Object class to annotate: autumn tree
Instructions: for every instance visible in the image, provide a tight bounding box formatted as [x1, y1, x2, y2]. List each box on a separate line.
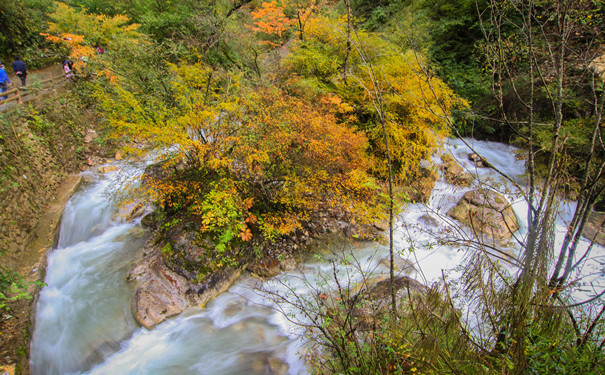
[255, 2, 605, 373]
[249, 0, 318, 47]
[282, 15, 462, 183]
[42, 2, 143, 69]
[279, 15, 463, 316]
[92, 57, 384, 270]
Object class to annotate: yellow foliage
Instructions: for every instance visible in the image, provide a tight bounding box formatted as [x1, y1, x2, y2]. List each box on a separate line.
[42, 2, 143, 69]
[284, 15, 468, 181]
[98, 57, 384, 240]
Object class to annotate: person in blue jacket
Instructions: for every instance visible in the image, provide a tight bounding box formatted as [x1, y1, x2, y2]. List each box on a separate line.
[0, 64, 12, 100]
[12, 56, 27, 86]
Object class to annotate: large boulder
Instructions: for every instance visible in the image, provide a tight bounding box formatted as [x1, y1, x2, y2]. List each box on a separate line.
[447, 189, 519, 240]
[365, 276, 426, 301]
[97, 165, 118, 174]
[114, 201, 146, 222]
[378, 255, 415, 275]
[440, 154, 474, 187]
[418, 213, 439, 227]
[350, 276, 427, 330]
[128, 238, 243, 329]
[84, 129, 98, 143]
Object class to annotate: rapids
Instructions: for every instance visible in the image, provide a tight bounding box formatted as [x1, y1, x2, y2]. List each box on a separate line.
[29, 139, 604, 374]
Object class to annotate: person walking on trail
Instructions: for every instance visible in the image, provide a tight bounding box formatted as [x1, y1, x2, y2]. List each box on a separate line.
[0, 64, 11, 100]
[63, 58, 74, 80]
[62, 58, 74, 71]
[12, 56, 27, 86]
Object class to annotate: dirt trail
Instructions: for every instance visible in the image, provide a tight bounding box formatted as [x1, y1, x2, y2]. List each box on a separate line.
[5, 64, 65, 89]
[1, 63, 69, 112]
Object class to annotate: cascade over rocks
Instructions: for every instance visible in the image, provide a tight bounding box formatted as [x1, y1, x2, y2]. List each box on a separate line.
[467, 153, 491, 168]
[448, 189, 519, 240]
[440, 154, 474, 187]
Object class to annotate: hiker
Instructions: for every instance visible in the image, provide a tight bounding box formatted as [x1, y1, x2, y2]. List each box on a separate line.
[0, 64, 11, 100]
[12, 56, 27, 86]
[62, 58, 74, 71]
[63, 58, 74, 79]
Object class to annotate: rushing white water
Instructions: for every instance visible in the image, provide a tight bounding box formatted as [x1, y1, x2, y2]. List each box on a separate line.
[30, 139, 604, 374]
[29, 166, 149, 375]
[398, 138, 604, 296]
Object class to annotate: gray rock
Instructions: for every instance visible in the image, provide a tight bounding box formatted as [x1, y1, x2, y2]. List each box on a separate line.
[418, 213, 439, 227]
[247, 254, 297, 278]
[447, 189, 519, 240]
[84, 129, 97, 143]
[378, 255, 415, 274]
[97, 165, 118, 174]
[350, 276, 427, 330]
[584, 211, 605, 246]
[114, 201, 146, 222]
[128, 239, 242, 329]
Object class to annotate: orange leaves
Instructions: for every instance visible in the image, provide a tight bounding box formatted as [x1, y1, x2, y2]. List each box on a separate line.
[223, 87, 382, 234]
[242, 198, 254, 211]
[250, 1, 293, 41]
[239, 228, 253, 242]
[100, 52, 383, 251]
[283, 15, 467, 183]
[41, 32, 95, 66]
[162, 77, 381, 239]
[201, 211, 217, 232]
[42, 2, 143, 70]
[249, 0, 317, 47]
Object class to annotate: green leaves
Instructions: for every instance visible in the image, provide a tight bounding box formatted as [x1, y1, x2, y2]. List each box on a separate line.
[0, 263, 31, 313]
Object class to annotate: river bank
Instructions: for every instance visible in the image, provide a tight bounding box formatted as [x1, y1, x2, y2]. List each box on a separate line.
[0, 174, 82, 375]
[11, 137, 605, 375]
[0, 92, 113, 374]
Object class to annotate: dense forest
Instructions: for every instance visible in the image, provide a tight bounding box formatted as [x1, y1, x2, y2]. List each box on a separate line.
[1, 0, 605, 374]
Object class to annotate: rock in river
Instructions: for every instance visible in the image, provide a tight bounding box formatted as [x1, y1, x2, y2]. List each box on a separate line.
[440, 154, 474, 187]
[127, 238, 243, 329]
[448, 188, 519, 240]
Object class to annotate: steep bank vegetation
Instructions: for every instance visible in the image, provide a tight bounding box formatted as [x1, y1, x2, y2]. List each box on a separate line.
[0, 89, 107, 370]
[0, 1, 58, 68]
[0, 91, 103, 267]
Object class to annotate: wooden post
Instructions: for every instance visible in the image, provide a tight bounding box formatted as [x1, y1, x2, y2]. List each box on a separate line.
[17, 87, 22, 104]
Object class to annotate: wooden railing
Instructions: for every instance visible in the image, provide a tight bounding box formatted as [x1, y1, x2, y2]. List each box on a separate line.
[1, 73, 68, 111]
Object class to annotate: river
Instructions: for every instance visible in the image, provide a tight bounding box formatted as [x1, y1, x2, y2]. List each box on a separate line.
[29, 139, 604, 374]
